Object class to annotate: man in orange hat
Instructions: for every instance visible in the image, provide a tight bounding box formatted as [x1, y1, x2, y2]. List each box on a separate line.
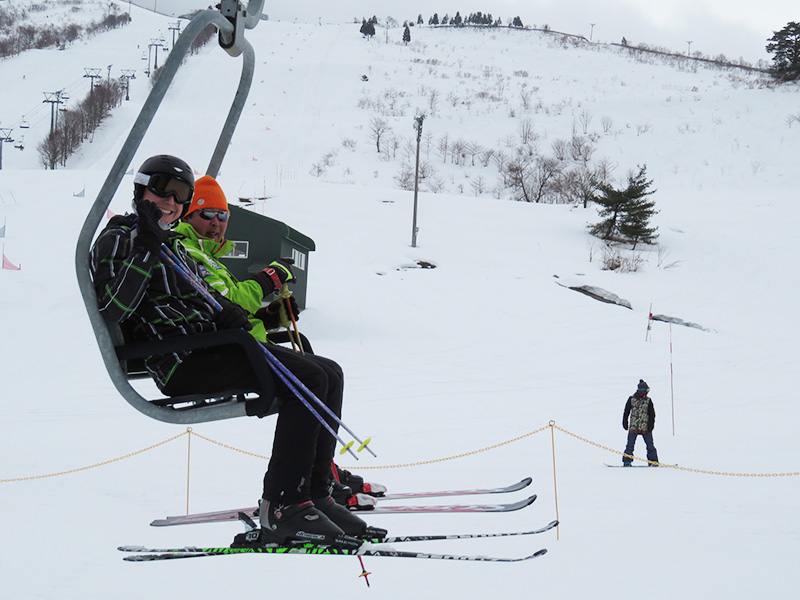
[174, 175, 301, 346]
[174, 174, 387, 520]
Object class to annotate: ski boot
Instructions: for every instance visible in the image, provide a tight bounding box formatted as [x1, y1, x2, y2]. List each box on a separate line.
[314, 496, 388, 541]
[232, 499, 362, 550]
[335, 465, 388, 497]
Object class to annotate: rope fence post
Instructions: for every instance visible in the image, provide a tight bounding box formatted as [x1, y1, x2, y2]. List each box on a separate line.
[186, 427, 193, 515]
[670, 324, 676, 436]
[549, 420, 560, 540]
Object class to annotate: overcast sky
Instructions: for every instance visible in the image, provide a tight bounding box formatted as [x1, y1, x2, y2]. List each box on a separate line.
[137, 1, 796, 63]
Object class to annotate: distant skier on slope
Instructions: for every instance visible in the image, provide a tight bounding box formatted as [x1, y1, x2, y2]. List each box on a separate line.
[621, 379, 660, 466]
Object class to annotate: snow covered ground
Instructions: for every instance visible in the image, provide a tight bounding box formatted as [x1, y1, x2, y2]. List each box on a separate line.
[1, 2, 799, 598]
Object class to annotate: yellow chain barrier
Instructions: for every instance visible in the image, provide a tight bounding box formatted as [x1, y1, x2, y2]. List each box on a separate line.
[340, 424, 553, 470]
[188, 429, 270, 460]
[3, 423, 799, 482]
[0, 430, 188, 483]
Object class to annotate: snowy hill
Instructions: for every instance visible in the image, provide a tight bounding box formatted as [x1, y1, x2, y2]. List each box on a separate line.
[1, 2, 799, 598]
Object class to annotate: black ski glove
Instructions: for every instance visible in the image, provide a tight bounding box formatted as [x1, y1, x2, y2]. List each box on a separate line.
[213, 297, 253, 330]
[134, 198, 168, 253]
[249, 258, 297, 296]
[254, 296, 300, 329]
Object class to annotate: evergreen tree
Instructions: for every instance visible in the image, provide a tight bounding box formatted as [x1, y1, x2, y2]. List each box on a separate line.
[589, 165, 658, 247]
[452, 12, 463, 27]
[767, 22, 800, 82]
[429, 13, 439, 26]
[417, 14, 423, 25]
[360, 18, 376, 38]
[512, 16, 524, 28]
[403, 24, 411, 44]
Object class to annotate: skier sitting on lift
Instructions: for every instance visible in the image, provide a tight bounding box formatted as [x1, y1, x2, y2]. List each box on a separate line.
[174, 174, 387, 508]
[89, 154, 386, 548]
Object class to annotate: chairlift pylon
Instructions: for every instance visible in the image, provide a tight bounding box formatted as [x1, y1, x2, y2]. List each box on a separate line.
[74, 1, 268, 425]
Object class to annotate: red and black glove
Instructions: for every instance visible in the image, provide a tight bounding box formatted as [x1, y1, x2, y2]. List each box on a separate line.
[249, 258, 296, 296]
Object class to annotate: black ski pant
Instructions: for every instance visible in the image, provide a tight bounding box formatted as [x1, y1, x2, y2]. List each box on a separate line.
[163, 343, 344, 504]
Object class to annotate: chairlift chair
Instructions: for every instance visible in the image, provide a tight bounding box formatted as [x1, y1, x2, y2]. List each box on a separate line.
[20, 117, 30, 129]
[75, 1, 271, 425]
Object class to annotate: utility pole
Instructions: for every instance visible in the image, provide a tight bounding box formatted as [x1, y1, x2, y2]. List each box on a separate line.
[83, 68, 102, 92]
[411, 115, 424, 248]
[120, 69, 136, 101]
[687, 41, 693, 56]
[42, 91, 66, 134]
[107, 64, 113, 83]
[590, 23, 596, 41]
[168, 21, 182, 49]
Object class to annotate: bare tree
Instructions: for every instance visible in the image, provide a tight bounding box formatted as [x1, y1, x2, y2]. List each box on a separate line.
[530, 157, 562, 203]
[428, 88, 440, 115]
[450, 139, 467, 165]
[470, 175, 487, 196]
[465, 141, 483, 166]
[492, 149, 508, 173]
[551, 138, 570, 162]
[368, 116, 391, 153]
[518, 118, 536, 145]
[37, 131, 62, 169]
[577, 110, 593, 134]
[570, 134, 594, 164]
[502, 158, 533, 202]
[437, 132, 450, 162]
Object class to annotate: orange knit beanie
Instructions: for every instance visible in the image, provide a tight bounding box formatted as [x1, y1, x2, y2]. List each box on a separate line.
[186, 175, 228, 215]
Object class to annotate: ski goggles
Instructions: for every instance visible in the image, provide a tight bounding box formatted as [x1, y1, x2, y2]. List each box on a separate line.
[196, 208, 230, 222]
[134, 172, 193, 205]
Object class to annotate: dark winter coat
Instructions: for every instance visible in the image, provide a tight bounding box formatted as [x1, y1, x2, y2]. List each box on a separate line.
[622, 391, 656, 433]
[90, 214, 222, 389]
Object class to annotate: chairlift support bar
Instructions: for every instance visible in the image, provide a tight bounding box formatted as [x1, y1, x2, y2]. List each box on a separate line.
[74, 1, 265, 424]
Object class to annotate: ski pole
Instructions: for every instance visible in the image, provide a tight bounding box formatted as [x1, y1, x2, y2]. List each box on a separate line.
[160, 247, 357, 459]
[159, 246, 371, 457]
[281, 289, 305, 354]
[277, 285, 302, 354]
[256, 339, 376, 457]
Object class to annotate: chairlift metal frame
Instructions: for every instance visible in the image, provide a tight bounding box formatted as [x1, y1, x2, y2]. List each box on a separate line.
[74, 1, 269, 425]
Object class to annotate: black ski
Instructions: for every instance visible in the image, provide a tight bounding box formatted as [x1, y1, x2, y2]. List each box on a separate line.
[120, 544, 549, 563]
[121, 519, 558, 553]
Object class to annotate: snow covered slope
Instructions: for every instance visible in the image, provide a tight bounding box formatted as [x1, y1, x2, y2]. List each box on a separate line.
[1, 3, 799, 598]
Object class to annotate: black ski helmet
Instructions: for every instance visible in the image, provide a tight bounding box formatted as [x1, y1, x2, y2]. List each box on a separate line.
[133, 154, 195, 218]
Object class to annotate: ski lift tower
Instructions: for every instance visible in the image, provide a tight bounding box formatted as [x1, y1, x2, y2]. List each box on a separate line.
[0, 128, 14, 170]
